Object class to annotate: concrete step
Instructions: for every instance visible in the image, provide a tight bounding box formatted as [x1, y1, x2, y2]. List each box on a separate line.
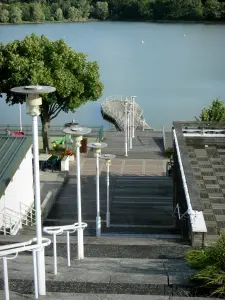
[0, 256, 195, 296]
[44, 238, 190, 259]
[103, 226, 178, 236]
[0, 292, 218, 300]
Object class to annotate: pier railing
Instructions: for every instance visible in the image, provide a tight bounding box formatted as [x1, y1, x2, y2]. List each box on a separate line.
[0, 124, 103, 137]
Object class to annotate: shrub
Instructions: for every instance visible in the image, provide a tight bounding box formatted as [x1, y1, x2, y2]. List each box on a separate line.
[165, 147, 173, 159]
[185, 234, 225, 296]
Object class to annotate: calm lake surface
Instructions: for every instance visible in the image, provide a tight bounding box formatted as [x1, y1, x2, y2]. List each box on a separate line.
[0, 22, 225, 130]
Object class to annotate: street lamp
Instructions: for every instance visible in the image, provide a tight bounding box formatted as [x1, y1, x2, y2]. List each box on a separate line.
[129, 103, 133, 149]
[131, 96, 137, 138]
[63, 126, 91, 259]
[87, 142, 107, 237]
[100, 154, 116, 227]
[10, 85, 56, 296]
[124, 100, 128, 157]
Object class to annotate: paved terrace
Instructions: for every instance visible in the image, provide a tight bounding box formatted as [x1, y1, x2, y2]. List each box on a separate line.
[174, 121, 225, 244]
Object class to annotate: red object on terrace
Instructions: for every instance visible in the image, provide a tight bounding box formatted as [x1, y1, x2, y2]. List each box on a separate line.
[12, 131, 25, 136]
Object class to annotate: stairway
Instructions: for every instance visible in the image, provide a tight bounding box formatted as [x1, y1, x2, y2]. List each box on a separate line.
[105, 175, 177, 236]
[0, 236, 197, 299]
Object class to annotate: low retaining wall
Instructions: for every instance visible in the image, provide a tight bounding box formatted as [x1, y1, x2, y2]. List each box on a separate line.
[41, 171, 69, 224]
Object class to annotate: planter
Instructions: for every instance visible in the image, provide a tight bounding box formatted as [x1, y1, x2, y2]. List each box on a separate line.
[69, 155, 75, 162]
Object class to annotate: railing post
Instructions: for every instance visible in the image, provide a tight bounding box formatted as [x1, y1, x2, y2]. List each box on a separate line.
[3, 257, 9, 300]
[33, 250, 39, 299]
[66, 231, 71, 267]
[53, 233, 57, 275]
[106, 161, 110, 227]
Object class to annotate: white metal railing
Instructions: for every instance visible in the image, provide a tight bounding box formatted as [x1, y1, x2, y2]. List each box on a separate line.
[43, 222, 87, 275]
[102, 97, 151, 131]
[183, 128, 225, 137]
[162, 126, 167, 151]
[0, 212, 21, 235]
[0, 203, 36, 235]
[0, 237, 51, 300]
[20, 202, 36, 226]
[173, 129, 207, 233]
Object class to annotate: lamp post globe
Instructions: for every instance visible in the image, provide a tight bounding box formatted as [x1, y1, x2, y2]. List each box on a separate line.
[87, 142, 107, 237]
[10, 85, 56, 296]
[63, 126, 91, 259]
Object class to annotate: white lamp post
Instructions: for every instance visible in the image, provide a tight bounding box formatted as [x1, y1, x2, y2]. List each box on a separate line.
[131, 96, 136, 138]
[10, 85, 56, 296]
[124, 100, 128, 157]
[100, 154, 116, 227]
[87, 142, 107, 237]
[129, 103, 133, 149]
[63, 127, 91, 259]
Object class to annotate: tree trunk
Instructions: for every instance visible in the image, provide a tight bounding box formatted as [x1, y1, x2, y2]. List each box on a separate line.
[41, 117, 50, 153]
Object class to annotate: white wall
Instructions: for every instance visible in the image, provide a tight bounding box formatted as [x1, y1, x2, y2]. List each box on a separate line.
[0, 147, 34, 216]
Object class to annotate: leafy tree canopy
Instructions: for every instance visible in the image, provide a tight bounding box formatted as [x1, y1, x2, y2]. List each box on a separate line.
[0, 34, 104, 150]
[198, 98, 225, 122]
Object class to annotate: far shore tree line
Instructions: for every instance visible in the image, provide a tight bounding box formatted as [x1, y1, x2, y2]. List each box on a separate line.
[0, 0, 225, 24]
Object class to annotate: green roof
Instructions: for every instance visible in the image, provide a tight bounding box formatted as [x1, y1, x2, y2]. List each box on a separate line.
[0, 136, 32, 199]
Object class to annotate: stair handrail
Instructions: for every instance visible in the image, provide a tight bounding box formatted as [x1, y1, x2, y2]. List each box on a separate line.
[173, 129, 207, 234]
[0, 237, 51, 300]
[43, 222, 87, 275]
[162, 126, 167, 151]
[20, 202, 36, 226]
[0, 212, 22, 235]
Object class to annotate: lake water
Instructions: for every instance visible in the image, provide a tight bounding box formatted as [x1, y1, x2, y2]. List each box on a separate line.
[0, 22, 225, 130]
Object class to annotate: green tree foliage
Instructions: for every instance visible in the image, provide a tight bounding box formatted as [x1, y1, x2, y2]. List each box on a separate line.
[0, 0, 224, 23]
[55, 7, 63, 20]
[0, 34, 104, 150]
[0, 8, 9, 22]
[31, 3, 45, 22]
[95, 2, 108, 20]
[185, 234, 225, 296]
[198, 98, 225, 121]
[204, 0, 221, 20]
[9, 5, 22, 23]
[68, 6, 81, 20]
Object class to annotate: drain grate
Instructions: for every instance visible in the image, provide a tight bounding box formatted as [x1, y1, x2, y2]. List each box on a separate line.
[204, 180, 217, 185]
[204, 214, 216, 221]
[197, 157, 209, 162]
[214, 168, 225, 172]
[200, 192, 208, 198]
[201, 172, 214, 176]
[206, 187, 221, 194]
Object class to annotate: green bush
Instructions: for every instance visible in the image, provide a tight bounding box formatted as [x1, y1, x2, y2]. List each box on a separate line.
[165, 147, 173, 159]
[185, 234, 225, 296]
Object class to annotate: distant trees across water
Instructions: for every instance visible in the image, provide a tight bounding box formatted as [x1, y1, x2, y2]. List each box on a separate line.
[0, 0, 225, 24]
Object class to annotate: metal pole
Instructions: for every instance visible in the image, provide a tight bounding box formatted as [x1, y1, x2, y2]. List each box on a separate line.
[19, 103, 22, 131]
[124, 102, 128, 156]
[132, 97, 135, 138]
[53, 234, 57, 275]
[127, 111, 130, 149]
[75, 136, 84, 259]
[3, 258, 9, 300]
[96, 150, 101, 236]
[129, 108, 132, 149]
[32, 115, 46, 295]
[106, 160, 110, 227]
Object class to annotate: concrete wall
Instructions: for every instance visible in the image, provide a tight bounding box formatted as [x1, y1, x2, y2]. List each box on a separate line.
[0, 147, 34, 217]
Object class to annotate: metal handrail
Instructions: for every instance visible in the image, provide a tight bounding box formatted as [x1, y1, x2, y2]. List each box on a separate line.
[173, 129, 207, 234]
[162, 126, 167, 151]
[0, 237, 51, 300]
[0, 212, 21, 235]
[43, 222, 87, 275]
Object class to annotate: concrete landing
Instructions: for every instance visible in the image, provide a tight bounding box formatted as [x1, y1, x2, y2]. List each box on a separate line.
[0, 291, 220, 300]
[0, 256, 195, 287]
